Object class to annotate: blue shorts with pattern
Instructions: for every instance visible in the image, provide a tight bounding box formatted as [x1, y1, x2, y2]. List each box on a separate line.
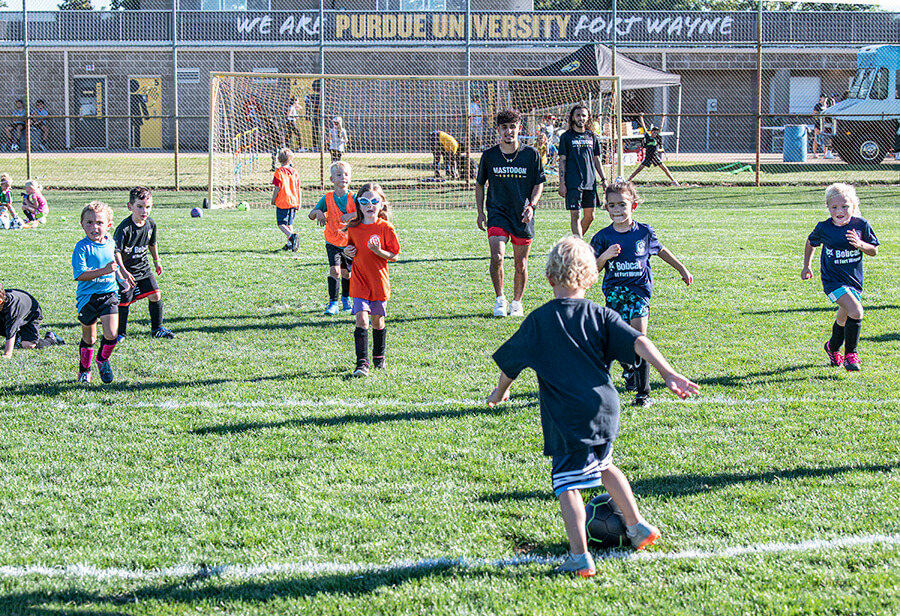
[605, 286, 650, 322]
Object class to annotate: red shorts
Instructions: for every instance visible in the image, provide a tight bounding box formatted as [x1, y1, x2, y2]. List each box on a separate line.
[488, 226, 532, 246]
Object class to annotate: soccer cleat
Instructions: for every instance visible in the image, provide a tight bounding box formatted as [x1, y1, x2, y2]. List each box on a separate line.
[633, 394, 652, 408]
[324, 301, 340, 316]
[116, 334, 127, 343]
[824, 341, 843, 367]
[282, 243, 291, 251]
[843, 352, 860, 371]
[509, 300, 524, 317]
[152, 327, 176, 339]
[77, 371, 91, 384]
[554, 552, 596, 578]
[352, 361, 369, 377]
[627, 521, 661, 550]
[492, 296, 507, 317]
[373, 357, 385, 369]
[341, 296, 353, 312]
[290, 233, 300, 252]
[97, 360, 114, 384]
[44, 331, 65, 345]
[623, 369, 636, 391]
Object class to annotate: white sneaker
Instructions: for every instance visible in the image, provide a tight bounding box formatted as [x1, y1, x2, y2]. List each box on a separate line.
[492, 296, 507, 317]
[509, 300, 524, 317]
[824, 151, 835, 159]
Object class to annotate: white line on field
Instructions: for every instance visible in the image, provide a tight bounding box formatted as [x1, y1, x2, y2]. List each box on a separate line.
[0, 396, 897, 412]
[1, 534, 898, 581]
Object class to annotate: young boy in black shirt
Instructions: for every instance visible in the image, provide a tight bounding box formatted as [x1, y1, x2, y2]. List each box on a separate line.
[113, 186, 175, 341]
[488, 236, 698, 577]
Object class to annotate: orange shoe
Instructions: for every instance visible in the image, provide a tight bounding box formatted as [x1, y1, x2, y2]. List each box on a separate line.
[628, 522, 661, 550]
[554, 552, 596, 577]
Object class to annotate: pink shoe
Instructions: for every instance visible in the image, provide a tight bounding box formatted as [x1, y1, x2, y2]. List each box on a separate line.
[824, 341, 843, 367]
[843, 352, 860, 371]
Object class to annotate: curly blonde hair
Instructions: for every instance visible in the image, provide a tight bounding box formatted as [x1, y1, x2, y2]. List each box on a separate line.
[545, 236, 599, 290]
[80, 201, 113, 224]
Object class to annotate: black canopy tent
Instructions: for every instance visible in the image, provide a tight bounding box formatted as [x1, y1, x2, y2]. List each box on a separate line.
[512, 44, 683, 155]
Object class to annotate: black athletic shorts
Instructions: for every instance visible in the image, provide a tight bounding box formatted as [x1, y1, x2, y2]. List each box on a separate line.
[119, 273, 160, 306]
[565, 188, 600, 211]
[78, 291, 119, 325]
[326, 242, 353, 271]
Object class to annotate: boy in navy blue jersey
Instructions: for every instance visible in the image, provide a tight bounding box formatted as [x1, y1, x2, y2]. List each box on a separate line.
[802, 183, 879, 371]
[488, 236, 699, 577]
[590, 180, 692, 407]
[114, 186, 175, 341]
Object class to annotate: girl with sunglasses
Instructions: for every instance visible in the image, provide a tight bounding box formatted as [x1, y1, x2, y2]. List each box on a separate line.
[342, 183, 401, 377]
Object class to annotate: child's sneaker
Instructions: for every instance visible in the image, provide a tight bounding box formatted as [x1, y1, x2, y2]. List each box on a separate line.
[77, 371, 91, 384]
[633, 393, 652, 408]
[116, 333, 127, 343]
[282, 243, 292, 251]
[97, 360, 114, 384]
[152, 327, 176, 339]
[553, 552, 596, 578]
[44, 331, 65, 345]
[492, 296, 507, 317]
[373, 357, 385, 369]
[341, 296, 353, 312]
[626, 521, 661, 550]
[824, 341, 843, 367]
[843, 352, 860, 371]
[324, 301, 340, 316]
[352, 361, 369, 377]
[290, 233, 299, 252]
[509, 300, 524, 317]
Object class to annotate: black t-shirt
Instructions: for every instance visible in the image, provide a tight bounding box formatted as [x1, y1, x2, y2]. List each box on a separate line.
[114, 216, 157, 280]
[476, 144, 545, 239]
[643, 133, 661, 158]
[558, 129, 603, 191]
[492, 298, 641, 456]
[0, 289, 41, 340]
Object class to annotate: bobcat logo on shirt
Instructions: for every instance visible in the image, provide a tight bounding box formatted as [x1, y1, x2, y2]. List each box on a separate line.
[825, 247, 834, 259]
[635, 239, 646, 256]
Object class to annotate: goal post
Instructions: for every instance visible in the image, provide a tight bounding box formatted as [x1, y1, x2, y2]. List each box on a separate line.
[208, 72, 623, 209]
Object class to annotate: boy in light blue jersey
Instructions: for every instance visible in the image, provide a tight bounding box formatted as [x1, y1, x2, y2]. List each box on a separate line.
[73, 201, 128, 384]
[590, 180, 692, 407]
[802, 183, 879, 371]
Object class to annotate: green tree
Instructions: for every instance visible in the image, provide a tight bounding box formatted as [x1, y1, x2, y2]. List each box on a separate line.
[57, 0, 94, 8]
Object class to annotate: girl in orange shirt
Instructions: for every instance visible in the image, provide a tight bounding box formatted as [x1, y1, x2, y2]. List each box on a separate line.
[343, 182, 400, 377]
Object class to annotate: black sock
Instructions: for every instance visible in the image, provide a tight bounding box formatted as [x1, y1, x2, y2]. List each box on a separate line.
[118, 304, 130, 336]
[844, 318, 862, 354]
[828, 321, 845, 353]
[328, 276, 339, 302]
[341, 277, 351, 299]
[634, 357, 651, 396]
[373, 327, 386, 362]
[149, 299, 163, 331]
[354, 327, 368, 365]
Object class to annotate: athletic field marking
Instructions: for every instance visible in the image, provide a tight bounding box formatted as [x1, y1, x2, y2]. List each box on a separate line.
[1, 534, 897, 581]
[1, 396, 898, 412]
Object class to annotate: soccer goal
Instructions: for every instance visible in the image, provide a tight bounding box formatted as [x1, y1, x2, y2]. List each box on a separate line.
[208, 73, 623, 209]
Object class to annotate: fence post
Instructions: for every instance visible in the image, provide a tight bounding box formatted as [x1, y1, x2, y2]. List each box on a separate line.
[173, 0, 180, 190]
[755, 0, 763, 187]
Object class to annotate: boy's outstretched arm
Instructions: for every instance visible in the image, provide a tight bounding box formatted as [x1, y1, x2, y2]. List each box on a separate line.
[658, 247, 692, 285]
[487, 371, 516, 407]
[634, 336, 699, 400]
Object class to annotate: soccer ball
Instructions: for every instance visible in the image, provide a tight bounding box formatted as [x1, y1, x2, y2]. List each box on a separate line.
[585, 493, 628, 549]
[237, 202, 249, 211]
[190, 207, 203, 218]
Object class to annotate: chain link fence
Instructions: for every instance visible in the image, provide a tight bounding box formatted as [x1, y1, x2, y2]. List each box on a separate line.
[1, 5, 899, 195]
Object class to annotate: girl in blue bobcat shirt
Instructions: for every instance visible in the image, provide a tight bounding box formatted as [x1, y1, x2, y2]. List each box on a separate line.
[802, 183, 879, 371]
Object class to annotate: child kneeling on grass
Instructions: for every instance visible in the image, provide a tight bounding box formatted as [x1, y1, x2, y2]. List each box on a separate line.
[487, 235, 699, 578]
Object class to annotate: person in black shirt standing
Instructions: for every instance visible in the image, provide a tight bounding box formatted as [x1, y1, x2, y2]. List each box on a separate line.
[558, 104, 607, 239]
[475, 108, 546, 318]
[114, 186, 176, 341]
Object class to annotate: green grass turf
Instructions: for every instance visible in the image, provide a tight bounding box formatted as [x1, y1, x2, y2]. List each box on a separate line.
[0, 186, 898, 615]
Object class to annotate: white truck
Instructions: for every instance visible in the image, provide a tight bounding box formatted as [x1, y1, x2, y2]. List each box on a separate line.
[823, 44, 900, 165]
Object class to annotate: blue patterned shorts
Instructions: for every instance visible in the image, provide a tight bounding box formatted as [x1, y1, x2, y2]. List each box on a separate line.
[605, 286, 650, 322]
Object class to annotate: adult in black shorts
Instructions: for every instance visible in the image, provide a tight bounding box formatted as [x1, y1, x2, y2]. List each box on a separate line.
[558, 103, 607, 238]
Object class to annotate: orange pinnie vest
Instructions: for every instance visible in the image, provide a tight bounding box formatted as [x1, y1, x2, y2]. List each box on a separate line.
[324, 191, 356, 247]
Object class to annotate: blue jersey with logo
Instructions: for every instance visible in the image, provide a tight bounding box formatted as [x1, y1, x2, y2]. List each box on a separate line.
[72, 235, 118, 311]
[808, 216, 879, 295]
[590, 222, 662, 300]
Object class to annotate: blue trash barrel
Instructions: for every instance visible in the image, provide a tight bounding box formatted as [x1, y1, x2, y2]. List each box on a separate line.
[783, 125, 808, 163]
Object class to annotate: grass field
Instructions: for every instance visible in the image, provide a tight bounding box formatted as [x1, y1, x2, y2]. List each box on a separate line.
[0, 186, 898, 615]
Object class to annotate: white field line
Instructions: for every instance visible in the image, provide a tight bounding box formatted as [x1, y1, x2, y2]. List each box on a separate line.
[0, 396, 898, 412]
[1, 534, 898, 581]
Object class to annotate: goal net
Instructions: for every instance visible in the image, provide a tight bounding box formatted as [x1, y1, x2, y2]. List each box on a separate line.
[208, 73, 623, 209]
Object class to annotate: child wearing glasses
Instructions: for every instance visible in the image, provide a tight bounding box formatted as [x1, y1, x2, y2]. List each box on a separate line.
[342, 182, 400, 377]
